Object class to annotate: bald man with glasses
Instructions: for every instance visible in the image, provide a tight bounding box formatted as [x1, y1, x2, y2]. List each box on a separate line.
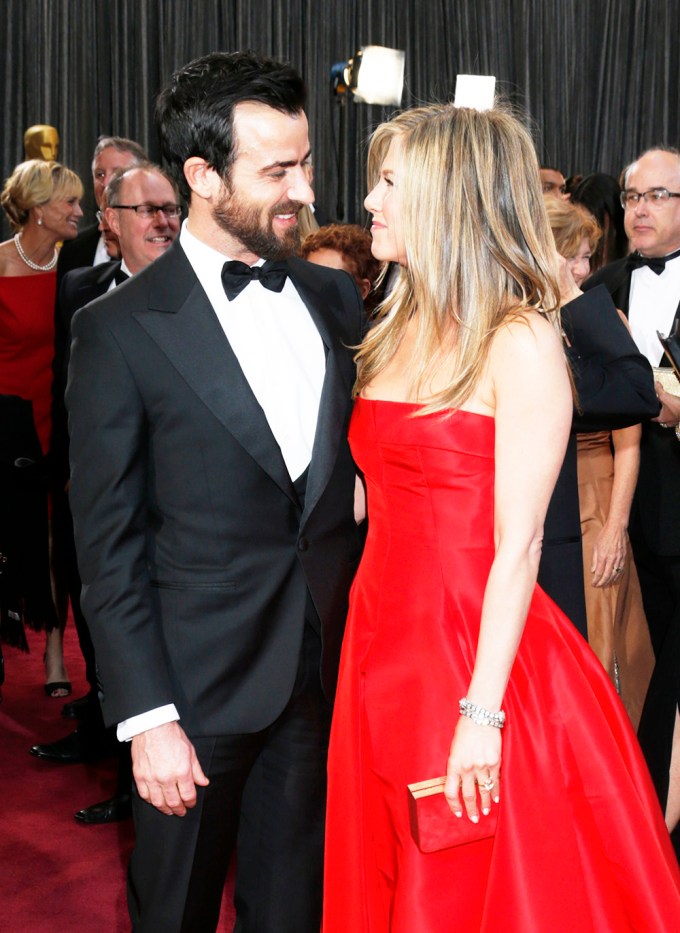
[585, 146, 680, 824]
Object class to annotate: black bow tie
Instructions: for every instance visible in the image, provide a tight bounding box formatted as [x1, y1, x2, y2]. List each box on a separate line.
[114, 267, 129, 286]
[626, 247, 680, 276]
[221, 260, 288, 301]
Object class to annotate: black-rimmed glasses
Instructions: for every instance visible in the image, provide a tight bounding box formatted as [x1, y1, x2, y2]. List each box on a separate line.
[109, 203, 183, 219]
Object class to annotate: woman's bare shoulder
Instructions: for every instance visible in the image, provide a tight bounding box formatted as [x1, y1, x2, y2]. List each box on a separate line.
[0, 239, 24, 276]
[491, 309, 563, 366]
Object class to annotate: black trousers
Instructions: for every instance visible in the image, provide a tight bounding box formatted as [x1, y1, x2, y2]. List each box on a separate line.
[632, 523, 680, 809]
[127, 624, 332, 933]
[50, 485, 98, 695]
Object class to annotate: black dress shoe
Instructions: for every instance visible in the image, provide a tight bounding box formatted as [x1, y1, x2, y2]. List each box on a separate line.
[29, 728, 115, 763]
[74, 793, 132, 824]
[61, 691, 97, 720]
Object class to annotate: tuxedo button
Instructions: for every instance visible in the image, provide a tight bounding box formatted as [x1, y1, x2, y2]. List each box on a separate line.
[298, 536, 309, 551]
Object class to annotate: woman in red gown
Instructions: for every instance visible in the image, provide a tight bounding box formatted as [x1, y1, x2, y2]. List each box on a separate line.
[0, 159, 83, 693]
[323, 103, 680, 931]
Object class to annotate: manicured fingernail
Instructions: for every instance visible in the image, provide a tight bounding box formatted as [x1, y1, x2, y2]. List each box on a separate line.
[470, 814, 479, 823]
[482, 807, 490, 816]
[454, 810, 463, 818]
[493, 795, 500, 803]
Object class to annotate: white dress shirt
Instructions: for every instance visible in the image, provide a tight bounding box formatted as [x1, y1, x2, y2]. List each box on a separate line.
[118, 222, 326, 741]
[93, 234, 111, 267]
[629, 253, 680, 365]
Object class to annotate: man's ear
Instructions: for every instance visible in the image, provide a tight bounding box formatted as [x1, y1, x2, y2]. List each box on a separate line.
[105, 207, 121, 237]
[183, 157, 221, 201]
[358, 277, 371, 300]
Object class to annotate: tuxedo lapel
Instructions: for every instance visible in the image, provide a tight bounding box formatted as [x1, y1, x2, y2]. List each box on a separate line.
[133, 246, 297, 503]
[612, 267, 632, 316]
[73, 261, 120, 305]
[288, 260, 355, 524]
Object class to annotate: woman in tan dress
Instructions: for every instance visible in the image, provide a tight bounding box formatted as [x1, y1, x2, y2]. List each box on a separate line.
[547, 198, 654, 729]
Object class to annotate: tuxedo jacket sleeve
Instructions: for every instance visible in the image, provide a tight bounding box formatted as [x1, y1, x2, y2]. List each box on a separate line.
[562, 285, 660, 431]
[66, 243, 364, 734]
[582, 259, 632, 313]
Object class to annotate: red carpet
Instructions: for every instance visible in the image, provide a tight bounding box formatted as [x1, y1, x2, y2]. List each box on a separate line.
[0, 624, 235, 931]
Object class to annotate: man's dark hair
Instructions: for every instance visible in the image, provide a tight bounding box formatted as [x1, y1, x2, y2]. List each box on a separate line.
[155, 51, 306, 202]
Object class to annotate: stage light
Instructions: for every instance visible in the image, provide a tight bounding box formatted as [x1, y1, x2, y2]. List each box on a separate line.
[453, 74, 496, 111]
[331, 46, 405, 107]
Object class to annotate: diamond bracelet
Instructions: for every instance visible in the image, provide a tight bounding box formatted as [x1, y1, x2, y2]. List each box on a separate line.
[459, 697, 506, 729]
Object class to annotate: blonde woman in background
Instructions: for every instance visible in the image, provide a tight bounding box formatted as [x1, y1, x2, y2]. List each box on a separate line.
[0, 160, 83, 696]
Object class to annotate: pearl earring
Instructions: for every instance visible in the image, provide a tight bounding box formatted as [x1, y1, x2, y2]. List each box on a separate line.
[37, 217, 43, 226]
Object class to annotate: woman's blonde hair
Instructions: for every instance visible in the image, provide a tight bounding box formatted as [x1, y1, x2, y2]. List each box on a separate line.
[545, 198, 602, 260]
[1, 159, 83, 232]
[355, 102, 561, 413]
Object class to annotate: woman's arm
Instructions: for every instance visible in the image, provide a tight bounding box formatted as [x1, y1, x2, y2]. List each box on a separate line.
[444, 313, 572, 821]
[354, 473, 366, 524]
[590, 425, 640, 587]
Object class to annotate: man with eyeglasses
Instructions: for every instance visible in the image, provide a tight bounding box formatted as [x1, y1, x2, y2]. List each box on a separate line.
[32, 164, 181, 824]
[57, 135, 147, 285]
[586, 146, 680, 820]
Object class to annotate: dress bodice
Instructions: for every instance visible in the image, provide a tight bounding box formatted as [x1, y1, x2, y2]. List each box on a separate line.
[350, 398, 496, 553]
[0, 271, 57, 453]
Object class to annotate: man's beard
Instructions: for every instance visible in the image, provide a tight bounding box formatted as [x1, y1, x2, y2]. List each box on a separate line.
[213, 188, 302, 260]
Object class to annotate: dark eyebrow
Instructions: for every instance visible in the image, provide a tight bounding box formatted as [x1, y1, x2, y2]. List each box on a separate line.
[259, 149, 312, 174]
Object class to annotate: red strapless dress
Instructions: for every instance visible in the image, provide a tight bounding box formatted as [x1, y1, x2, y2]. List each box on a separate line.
[324, 398, 680, 933]
[0, 272, 56, 454]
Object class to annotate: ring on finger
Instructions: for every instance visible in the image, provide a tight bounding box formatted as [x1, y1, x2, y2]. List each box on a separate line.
[477, 778, 495, 792]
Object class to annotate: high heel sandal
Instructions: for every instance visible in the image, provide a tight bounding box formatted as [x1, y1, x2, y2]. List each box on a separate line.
[43, 651, 72, 698]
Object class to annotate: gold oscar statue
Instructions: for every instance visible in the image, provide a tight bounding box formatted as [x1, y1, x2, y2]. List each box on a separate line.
[23, 124, 60, 161]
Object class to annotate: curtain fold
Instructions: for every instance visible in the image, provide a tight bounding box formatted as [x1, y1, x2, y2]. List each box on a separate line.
[3, 0, 679, 232]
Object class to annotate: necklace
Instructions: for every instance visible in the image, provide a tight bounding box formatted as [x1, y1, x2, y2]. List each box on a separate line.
[14, 232, 58, 272]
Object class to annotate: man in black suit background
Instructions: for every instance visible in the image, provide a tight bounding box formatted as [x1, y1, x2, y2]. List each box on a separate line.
[585, 146, 680, 816]
[66, 52, 364, 932]
[32, 165, 181, 824]
[56, 135, 147, 285]
[585, 147, 680, 654]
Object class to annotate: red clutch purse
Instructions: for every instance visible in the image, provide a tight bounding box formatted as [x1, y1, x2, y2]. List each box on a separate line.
[407, 776, 498, 852]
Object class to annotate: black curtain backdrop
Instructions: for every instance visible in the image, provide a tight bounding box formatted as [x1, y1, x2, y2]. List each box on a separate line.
[2, 0, 679, 236]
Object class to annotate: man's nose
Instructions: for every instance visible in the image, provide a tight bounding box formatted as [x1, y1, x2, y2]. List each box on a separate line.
[287, 167, 314, 205]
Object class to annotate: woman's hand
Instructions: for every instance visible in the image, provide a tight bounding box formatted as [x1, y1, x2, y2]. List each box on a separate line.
[591, 520, 628, 587]
[444, 716, 501, 823]
[555, 252, 583, 306]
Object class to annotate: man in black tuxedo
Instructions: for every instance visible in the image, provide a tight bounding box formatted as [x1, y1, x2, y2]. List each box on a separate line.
[34, 165, 181, 824]
[56, 135, 147, 285]
[585, 147, 680, 654]
[66, 52, 364, 932]
[585, 146, 680, 812]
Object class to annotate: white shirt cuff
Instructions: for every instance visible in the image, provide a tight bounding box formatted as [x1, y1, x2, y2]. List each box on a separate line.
[117, 704, 180, 742]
